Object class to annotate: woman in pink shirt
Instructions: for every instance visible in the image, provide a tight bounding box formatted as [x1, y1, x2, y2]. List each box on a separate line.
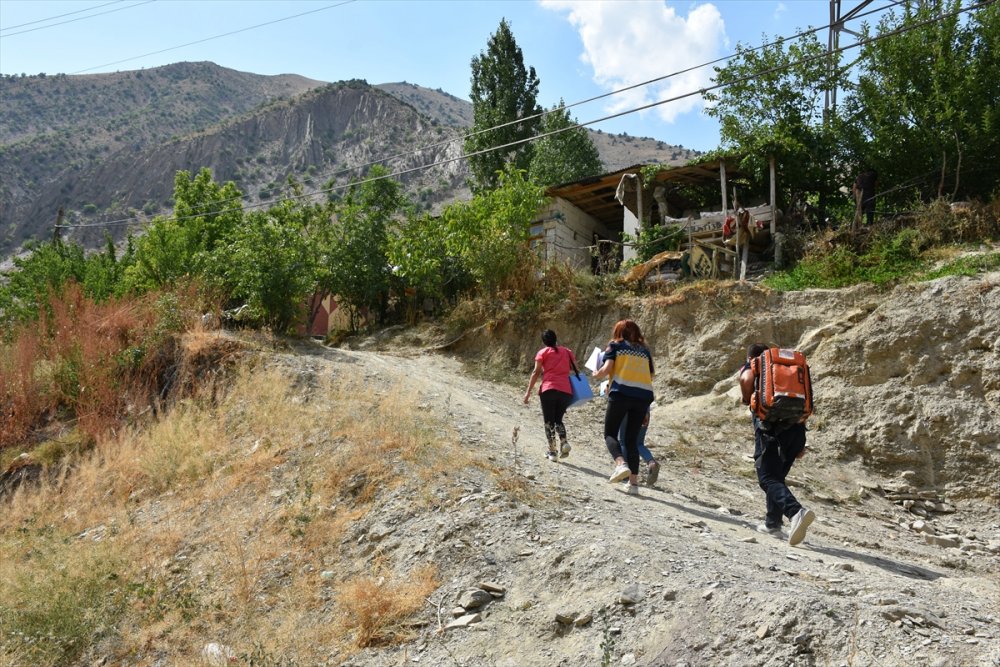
[523, 329, 578, 462]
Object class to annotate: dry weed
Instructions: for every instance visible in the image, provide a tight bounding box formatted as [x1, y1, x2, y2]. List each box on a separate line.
[336, 564, 439, 650]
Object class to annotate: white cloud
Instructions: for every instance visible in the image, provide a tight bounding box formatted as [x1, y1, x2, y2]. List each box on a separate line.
[541, 0, 727, 124]
[774, 2, 788, 21]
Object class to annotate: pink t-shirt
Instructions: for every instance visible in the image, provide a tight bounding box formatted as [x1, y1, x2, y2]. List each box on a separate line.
[535, 345, 577, 395]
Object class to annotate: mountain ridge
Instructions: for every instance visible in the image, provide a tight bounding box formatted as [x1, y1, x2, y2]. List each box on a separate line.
[1, 62, 699, 257]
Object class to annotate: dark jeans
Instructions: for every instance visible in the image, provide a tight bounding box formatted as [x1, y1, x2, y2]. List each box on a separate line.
[753, 417, 806, 527]
[605, 395, 653, 475]
[540, 389, 572, 448]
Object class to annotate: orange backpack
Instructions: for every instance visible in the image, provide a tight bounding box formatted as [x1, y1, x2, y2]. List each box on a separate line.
[750, 347, 813, 426]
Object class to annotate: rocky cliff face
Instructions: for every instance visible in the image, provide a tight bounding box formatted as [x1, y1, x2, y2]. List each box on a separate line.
[1, 65, 702, 256]
[10, 81, 470, 251]
[52, 84, 464, 250]
[0, 62, 327, 253]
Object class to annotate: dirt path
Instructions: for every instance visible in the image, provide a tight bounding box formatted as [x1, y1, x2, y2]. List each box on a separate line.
[286, 339, 1000, 667]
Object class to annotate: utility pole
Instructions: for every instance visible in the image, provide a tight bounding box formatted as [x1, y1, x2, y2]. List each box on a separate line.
[53, 206, 64, 244]
[825, 0, 875, 122]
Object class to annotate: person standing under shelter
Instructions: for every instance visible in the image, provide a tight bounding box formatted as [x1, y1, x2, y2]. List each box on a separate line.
[739, 343, 815, 545]
[523, 329, 577, 462]
[852, 167, 878, 226]
[593, 319, 655, 495]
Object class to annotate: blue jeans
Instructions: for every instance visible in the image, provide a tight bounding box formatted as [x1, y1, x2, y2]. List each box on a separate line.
[618, 412, 653, 462]
[753, 417, 806, 527]
[604, 395, 653, 475]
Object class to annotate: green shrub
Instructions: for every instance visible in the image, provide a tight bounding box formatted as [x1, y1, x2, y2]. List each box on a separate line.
[918, 251, 1000, 280]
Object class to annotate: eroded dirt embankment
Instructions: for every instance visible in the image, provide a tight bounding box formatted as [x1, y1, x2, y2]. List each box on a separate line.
[445, 273, 1000, 500]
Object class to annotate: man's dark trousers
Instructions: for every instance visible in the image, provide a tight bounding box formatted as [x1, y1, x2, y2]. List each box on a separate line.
[753, 417, 807, 529]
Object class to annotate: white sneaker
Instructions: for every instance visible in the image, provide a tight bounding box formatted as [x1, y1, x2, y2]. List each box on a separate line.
[788, 508, 815, 546]
[560, 442, 571, 458]
[609, 464, 630, 483]
[546, 450, 558, 462]
[756, 524, 783, 536]
[620, 482, 640, 496]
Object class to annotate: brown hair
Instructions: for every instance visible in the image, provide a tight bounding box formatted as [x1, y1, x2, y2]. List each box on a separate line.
[611, 319, 646, 347]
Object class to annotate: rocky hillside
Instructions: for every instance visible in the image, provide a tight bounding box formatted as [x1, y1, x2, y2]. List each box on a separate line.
[0, 65, 701, 256]
[376, 81, 703, 170]
[0, 62, 327, 252]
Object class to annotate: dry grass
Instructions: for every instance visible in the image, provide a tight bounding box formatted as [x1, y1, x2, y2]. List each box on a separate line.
[0, 337, 477, 665]
[0, 284, 197, 452]
[337, 564, 439, 649]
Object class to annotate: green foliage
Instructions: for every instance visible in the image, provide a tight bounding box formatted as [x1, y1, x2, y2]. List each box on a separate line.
[528, 100, 603, 187]
[388, 213, 470, 304]
[213, 199, 321, 332]
[321, 166, 406, 331]
[842, 1, 1000, 205]
[465, 19, 541, 192]
[0, 241, 86, 329]
[442, 166, 546, 293]
[764, 229, 925, 290]
[705, 31, 838, 212]
[122, 168, 243, 292]
[623, 224, 685, 263]
[918, 251, 1000, 281]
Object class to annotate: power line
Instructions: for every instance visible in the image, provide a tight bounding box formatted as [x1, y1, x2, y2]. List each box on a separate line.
[0, 1, 154, 38]
[127, 0, 908, 221]
[244, 0, 907, 201]
[55, 0, 985, 231]
[0, 0, 123, 32]
[70, 1, 357, 74]
[21, 0, 900, 219]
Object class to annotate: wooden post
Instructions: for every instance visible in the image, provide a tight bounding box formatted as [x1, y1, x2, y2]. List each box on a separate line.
[770, 155, 782, 268]
[719, 160, 728, 218]
[769, 156, 777, 236]
[53, 206, 64, 244]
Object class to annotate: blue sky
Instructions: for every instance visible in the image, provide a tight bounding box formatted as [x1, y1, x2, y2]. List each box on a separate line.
[0, 1, 878, 152]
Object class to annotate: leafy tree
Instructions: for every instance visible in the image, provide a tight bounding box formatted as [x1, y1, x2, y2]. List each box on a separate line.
[213, 198, 320, 332]
[81, 233, 131, 301]
[321, 166, 406, 331]
[704, 32, 840, 212]
[465, 19, 541, 192]
[443, 166, 546, 293]
[0, 233, 129, 331]
[388, 212, 468, 305]
[841, 0, 1000, 203]
[529, 100, 603, 187]
[122, 168, 243, 292]
[0, 240, 86, 329]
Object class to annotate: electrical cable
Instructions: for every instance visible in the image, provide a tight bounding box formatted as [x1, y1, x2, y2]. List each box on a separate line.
[0, 1, 154, 38]
[55, 0, 987, 231]
[70, 1, 357, 74]
[212, 0, 908, 205]
[45, 0, 904, 222]
[1, 0, 124, 32]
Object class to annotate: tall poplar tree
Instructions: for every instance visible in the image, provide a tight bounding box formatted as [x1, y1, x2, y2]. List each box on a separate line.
[465, 19, 541, 193]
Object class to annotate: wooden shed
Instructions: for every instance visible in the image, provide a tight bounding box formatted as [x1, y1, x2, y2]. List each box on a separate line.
[534, 156, 783, 280]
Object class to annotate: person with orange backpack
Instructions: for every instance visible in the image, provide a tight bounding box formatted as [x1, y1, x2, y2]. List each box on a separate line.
[739, 343, 815, 545]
